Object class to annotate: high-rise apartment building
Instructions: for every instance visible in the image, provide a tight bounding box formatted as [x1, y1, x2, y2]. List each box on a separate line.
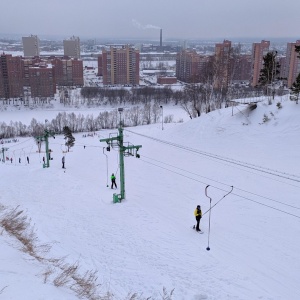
[0, 54, 24, 99]
[231, 54, 252, 82]
[176, 50, 202, 83]
[176, 50, 213, 83]
[22, 35, 40, 57]
[101, 45, 139, 85]
[251, 40, 270, 87]
[285, 40, 300, 87]
[214, 40, 232, 89]
[29, 63, 55, 98]
[97, 54, 103, 76]
[63, 36, 81, 59]
[51, 57, 83, 87]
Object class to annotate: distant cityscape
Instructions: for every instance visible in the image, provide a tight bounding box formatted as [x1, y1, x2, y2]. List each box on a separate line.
[0, 33, 299, 101]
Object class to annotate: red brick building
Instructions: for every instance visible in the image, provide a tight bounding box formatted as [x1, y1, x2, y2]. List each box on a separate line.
[176, 50, 202, 83]
[157, 76, 177, 84]
[51, 57, 83, 87]
[0, 54, 23, 99]
[286, 40, 300, 87]
[231, 54, 252, 82]
[251, 40, 270, 87]
[29, 63, 55, 98]
[97, 54, 103, 76]
[214, 40, 232, 89]
[101, 45, 139, 85]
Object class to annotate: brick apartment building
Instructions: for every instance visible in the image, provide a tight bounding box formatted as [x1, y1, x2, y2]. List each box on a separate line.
[101, 45, 139, 85]
[231, 54, 252, 82]
[0, 54, 24, 99]
[29, 63, 56, 98]
[97, 54, 103, 76]
[0, 53, 84, 99]
[51, 57, 84, 87]
[285, 40, 300, 87]
[176, 50, 203, 83]
[214, 40, 232, 89]
[251, 40, 270, 87]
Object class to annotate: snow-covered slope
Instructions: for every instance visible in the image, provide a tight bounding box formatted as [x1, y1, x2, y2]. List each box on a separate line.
[0, 96, 300, 299]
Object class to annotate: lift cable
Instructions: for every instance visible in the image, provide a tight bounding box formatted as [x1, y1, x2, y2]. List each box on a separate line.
[125, 129, 300, 182]
[138, 158, 300, 220]
[141, 155, 300, 210]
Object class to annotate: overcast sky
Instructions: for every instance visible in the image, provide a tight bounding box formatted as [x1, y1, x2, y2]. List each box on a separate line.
[1, 0, 300, 41]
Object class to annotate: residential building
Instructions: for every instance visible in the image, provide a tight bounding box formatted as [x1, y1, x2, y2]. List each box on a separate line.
[63, 36, 81, 59]
[285, 40, 300, 87]
[23, 57, 43, 86]
[231, 54, 252, 82]
[22, 35, 40, 57]
[0, 54, 23, 99]
[251, 40, 270, 86]
[29, 63, 55, 98]
[214, 40, 232, 89]
[101, 45, 139, 85]
[97, 54, 103, 76]
[51, 57, 83, 87]
[176, 50, 202, 83]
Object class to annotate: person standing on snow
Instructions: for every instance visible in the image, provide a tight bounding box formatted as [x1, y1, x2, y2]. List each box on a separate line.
[194, 205, 202, 231]
[111, 173, 117, 189]
[62, 156, 65, 169]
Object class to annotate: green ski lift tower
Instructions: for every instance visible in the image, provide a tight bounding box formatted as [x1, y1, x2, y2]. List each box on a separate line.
[100, 108, 142, 203]
[1, 147, 9, 162]
[35, 130, 55, 168]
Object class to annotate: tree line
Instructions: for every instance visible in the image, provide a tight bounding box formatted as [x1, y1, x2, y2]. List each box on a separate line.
[0, 103, 176, 139]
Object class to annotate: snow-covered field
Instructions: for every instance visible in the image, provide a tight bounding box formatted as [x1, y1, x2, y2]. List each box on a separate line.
[1, 96, 300, 299]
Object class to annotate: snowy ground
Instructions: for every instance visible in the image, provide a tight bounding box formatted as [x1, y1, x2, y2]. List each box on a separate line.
[0, 95, 300, 299]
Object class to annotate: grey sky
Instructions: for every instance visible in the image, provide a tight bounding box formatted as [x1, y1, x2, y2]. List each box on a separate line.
[1, 0, 300, 41]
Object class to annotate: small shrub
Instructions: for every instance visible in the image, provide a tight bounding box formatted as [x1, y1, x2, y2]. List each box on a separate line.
[276, 102, 282, 109]
[262, 114, 270, 123]
[53, 262, 78, 287]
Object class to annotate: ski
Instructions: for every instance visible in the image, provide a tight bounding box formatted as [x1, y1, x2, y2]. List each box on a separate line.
[192, 225, 204, 234]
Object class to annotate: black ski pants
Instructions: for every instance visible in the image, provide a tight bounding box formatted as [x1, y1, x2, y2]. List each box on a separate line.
[195, 216, 201, 231]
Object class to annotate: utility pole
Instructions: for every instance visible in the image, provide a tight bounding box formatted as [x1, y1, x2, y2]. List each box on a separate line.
[35, 130, 55, 168]
[100, 108, 142, 203]
[1, 147, 9, 163]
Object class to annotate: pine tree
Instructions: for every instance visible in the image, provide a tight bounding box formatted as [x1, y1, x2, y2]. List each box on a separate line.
[258, 51, 280, 102]
[63, 126, 75, 151]
[290, 73, 300, 104]
[295, 45, 300, 58]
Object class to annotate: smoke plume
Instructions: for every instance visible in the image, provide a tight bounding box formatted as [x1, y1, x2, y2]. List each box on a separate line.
[132, 19, 160, 30]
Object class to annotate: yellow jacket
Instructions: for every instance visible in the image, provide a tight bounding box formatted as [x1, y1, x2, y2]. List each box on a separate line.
[194, 208, 202, 217]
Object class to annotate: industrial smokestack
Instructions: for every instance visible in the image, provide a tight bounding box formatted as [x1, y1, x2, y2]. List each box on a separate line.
[160, 28, 162, 48]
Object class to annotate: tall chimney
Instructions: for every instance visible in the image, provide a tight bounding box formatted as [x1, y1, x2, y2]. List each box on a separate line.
[160, 28, 162, 48]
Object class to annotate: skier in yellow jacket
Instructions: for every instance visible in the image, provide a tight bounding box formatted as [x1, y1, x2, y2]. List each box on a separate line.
[194, 205, 202, 232]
